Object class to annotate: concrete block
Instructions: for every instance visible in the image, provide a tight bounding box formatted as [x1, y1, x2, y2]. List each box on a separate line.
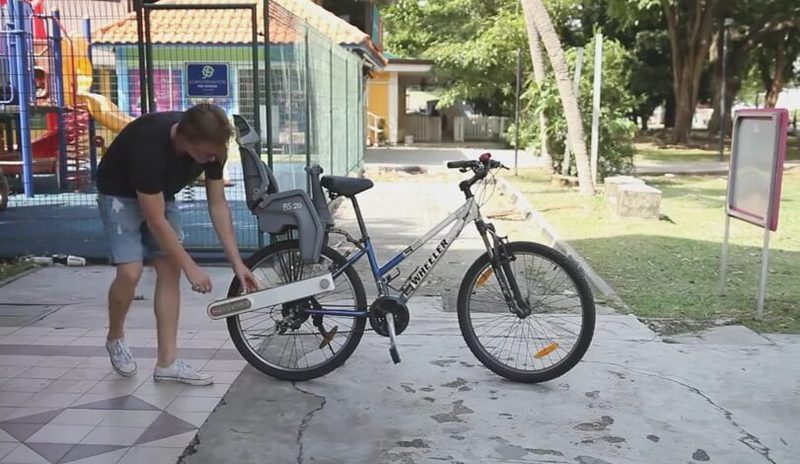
[613, 183, 662, 219]
[604, 175, 645, 201]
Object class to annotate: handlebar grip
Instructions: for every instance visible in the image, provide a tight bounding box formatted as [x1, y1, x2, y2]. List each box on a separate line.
[447, 160, 474, 169]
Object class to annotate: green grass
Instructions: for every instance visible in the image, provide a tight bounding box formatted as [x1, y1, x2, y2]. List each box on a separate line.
[504, 168, 800, 333]
[0, 259, 37, 283]
[634, 133, 800, 163]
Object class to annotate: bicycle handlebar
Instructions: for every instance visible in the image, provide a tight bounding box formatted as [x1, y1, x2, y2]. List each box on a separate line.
[446, 160, 475, 169]
[447, 153, 510, 199]
[446, 153, 509, 172]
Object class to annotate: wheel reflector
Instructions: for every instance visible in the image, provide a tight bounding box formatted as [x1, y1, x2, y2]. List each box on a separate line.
[534, 343, 558, 359]
[476, 268, 493, 287]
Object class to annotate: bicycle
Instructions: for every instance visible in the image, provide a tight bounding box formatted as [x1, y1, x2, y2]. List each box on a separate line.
[207, 115, 595, 383]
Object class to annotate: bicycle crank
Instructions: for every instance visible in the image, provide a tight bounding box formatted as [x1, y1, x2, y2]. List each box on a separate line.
[386, 312, 401, 364]
[207, 273, 335, 320]
[368, 296, 408, 364]
[368, 296, 410, 336]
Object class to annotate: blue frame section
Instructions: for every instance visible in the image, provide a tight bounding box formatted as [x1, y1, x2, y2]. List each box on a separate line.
[304, 309, 369, 317]
[332, 240, 407, 283]
[319, 239, 409, 318]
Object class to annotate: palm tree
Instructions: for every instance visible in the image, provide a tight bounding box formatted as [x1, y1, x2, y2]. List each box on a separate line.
[522, 0, 594, 195]
[520, 1, 551, 167]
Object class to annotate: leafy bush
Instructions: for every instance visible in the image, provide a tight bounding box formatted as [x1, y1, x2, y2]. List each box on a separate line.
[507, 34, 640, 181]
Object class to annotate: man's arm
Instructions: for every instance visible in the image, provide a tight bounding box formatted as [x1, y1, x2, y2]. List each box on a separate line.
[205, 177, 245, 267]
[138, 191, 213, 293]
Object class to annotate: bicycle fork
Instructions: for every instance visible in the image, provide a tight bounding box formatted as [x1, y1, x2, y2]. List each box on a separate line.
[477, 221, 530, 317]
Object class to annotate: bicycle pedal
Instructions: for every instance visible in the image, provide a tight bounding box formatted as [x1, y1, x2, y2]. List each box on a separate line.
[318, 325, 339, 349]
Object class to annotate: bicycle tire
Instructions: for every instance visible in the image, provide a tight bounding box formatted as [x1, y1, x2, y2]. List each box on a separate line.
[226, 239, 368, 381]
[457, 241, 595, 383]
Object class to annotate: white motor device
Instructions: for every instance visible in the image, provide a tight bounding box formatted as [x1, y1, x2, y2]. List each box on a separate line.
[207, 273, 335, 320]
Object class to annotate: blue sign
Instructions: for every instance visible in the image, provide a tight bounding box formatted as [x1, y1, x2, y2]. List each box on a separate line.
[186, 63, 229, 97]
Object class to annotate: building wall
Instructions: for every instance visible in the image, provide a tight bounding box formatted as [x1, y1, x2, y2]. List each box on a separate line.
[366, 70, 390, 143]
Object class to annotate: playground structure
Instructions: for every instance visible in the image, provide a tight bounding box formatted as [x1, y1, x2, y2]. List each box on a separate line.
[0, 0, 132, 208]
[0, 0, 371, 259]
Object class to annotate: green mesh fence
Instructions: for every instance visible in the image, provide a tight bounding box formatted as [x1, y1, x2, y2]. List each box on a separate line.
[0, 0, 366, 260]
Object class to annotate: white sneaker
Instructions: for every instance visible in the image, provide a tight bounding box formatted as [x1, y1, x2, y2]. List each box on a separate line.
[153, 359, 214, 386]
[106, 338, 137, 377]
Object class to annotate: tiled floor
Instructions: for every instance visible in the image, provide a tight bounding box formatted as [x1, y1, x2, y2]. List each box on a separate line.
[0, 327, 246, 464]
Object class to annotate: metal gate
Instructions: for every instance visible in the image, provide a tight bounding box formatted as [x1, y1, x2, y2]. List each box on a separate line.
[139, 1, 263, 254]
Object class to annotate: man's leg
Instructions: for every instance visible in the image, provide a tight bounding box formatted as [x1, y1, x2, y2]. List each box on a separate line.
[152, 256, 180, 368]
[107, 262, 143, 341]
[97, 194, 145, 377]
[147, 200, 213, 386]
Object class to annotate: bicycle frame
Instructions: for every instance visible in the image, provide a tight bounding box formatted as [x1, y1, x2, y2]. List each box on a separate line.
[302, 196, 487, 318]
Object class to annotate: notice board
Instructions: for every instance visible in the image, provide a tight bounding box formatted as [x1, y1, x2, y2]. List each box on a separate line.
[726, 108, 789, 231]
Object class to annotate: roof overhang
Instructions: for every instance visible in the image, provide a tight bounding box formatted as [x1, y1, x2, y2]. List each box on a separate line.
[383, 57, 434, 74]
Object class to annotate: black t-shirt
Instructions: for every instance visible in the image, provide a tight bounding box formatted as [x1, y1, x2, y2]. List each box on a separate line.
[96, 111, 224, 200]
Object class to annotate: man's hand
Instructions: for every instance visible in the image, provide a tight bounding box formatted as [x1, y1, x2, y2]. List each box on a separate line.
[186, 264, 213, 294]
[234, 263, 260, 293]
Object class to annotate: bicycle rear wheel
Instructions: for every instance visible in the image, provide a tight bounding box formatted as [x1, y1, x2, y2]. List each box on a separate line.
[457, 241, 595, 383]
[226, 240, 367, 381]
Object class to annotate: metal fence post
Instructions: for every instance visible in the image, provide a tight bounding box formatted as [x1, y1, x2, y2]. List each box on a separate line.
[262, 0, 273, 168]
[250, 5, 261, 155]
[304, 27, 311, 191]
[143, 6, 155, 113]
[345, 54, 349, 172]
[134, 0, 148, 115]
[83, 17, 98, 180]
[329, 43, 333, 174]
[52, 10, 68, 188]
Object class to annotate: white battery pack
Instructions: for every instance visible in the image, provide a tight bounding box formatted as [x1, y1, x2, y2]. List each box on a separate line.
[207, 273, 335, 320]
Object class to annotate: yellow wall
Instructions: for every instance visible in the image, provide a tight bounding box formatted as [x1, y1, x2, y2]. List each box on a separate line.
[366, 71, 391, 143]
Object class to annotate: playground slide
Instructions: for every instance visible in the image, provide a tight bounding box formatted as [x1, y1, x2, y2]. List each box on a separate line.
[76, 92, 133, 134]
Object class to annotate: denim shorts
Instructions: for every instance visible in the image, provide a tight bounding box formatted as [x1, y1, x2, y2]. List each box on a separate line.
[96, 193, 184, 264]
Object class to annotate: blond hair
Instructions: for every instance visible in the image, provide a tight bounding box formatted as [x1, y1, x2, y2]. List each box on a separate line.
[176, 103, 235, 162]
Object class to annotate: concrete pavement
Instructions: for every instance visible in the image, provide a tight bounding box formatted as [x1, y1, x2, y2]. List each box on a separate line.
[185, 301, 798, 464]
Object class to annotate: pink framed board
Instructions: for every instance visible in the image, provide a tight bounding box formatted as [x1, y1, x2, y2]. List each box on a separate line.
[725, 108, 789, 232]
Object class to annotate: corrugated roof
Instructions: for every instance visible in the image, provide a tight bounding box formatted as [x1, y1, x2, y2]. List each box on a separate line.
[92, 0, 384, 65]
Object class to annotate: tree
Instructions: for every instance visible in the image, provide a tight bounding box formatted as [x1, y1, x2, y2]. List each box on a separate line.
[629, 30, 672, 130]
[521, 36, 639, 181]
[758, 31, 800, 107]
[706, 1, 800, 136]
[522, 0, 594, 195]
[382, 0, 528, 116]
[661, 0, 720, 144]
[520, 1, 551, 161]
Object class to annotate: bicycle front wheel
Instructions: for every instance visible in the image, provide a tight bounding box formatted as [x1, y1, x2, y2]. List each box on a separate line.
[226, 240, 367, 381]
[457, 241, 595, 383]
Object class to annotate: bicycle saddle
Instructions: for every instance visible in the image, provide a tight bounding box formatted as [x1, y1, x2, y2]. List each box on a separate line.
[321, 176, 374, 197]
